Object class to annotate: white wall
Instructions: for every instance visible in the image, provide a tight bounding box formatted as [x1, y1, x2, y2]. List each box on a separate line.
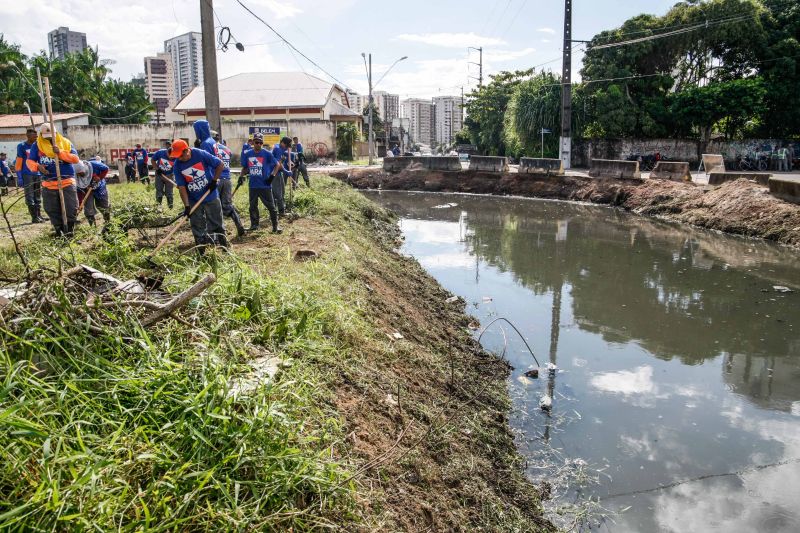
[67, 120, 338, 164]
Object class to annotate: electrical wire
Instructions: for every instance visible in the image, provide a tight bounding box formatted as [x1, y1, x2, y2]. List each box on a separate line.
[234, 0, 352, 91]
[590, 13, 757, 50]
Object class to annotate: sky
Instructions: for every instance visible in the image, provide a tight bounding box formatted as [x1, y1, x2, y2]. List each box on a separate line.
[3, 0, 679, 100]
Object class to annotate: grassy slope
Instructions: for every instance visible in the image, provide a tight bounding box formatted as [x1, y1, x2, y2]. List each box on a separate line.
[0, 177, 548, 531]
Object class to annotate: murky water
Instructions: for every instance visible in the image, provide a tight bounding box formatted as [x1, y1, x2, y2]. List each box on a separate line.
[362, 190, 800, 533]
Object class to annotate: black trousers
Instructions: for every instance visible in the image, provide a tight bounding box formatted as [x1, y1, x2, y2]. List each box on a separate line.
[249, 188, 278, 229]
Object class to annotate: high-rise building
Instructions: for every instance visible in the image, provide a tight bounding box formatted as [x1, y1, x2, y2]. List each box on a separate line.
[373, 91, 399, 122]
[433, 96, 464, 147]
[48, 27, 87, 59]
[144, 53, 176, 125]
[164, 32, 203, 101]
[345, 89, 364, 113]
[400, 98, 435, 147]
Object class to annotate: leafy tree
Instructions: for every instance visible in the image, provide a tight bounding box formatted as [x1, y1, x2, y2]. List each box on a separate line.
[669, 77, 766, 144]
[336, 122, 358, 161]
[0, 36, 151, 123]
[503, 71, 561, 157]
[361, 102, 383, 138]
[463, 69, 532, 155]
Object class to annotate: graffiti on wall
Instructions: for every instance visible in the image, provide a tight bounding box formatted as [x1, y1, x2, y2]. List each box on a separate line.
[310, 141, 329, 157]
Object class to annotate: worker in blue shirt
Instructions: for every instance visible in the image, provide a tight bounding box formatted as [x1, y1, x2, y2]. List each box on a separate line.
[15, 128, 45, 223]
[0, 152, 10, 195]
[170, 139, 227, 250]
[75, 157, 111, 226]
[271, 137, 292, 216]
[194, 120, 245, 237]
[241, 132, 281, 233]
[241, 134, 253, 166]
[124, 151, 136, 183]
[150, 140, 175, 209]
[15, 128, 45, 222]
[133, 143, 150, 185]
[291, 136, 310, 188]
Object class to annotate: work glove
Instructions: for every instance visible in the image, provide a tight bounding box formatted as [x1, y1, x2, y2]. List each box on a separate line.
[207, 180, 217, 192]
[237, 174, 246, 188]
[183, 206, 192, 218]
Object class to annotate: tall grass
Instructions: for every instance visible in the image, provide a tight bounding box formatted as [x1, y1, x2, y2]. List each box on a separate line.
[0, 182, 371, 530]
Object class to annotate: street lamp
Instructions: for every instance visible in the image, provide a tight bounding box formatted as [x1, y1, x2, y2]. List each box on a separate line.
[362, 53, 408, 165]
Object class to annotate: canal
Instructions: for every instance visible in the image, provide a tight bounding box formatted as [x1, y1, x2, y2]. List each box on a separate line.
[362, 190, 800, 532]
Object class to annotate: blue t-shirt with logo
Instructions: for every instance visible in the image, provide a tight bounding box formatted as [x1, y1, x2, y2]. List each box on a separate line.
[151, 149, 174, 174]
[242, 148, 278, 189]
[213, 143, 232, 180]
[88, 160, 109, 198]
[172, 148, 221, 204]
[28, 143, 78, 178]
[134, 148, 148, 165]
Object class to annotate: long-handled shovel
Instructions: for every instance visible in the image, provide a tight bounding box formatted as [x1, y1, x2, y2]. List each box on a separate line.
[43, 77, 67, 229]
[147, 189, 211, 261]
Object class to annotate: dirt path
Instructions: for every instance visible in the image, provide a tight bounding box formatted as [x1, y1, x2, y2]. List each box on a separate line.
[327, 168, 800, 248]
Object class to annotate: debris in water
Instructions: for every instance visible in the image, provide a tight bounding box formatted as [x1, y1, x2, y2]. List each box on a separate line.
[547, 363, 558, 376]
[524, 368, 540, 379]
[773, 285, 794, 293]
[482, 296, 493, 303]
[432, 203, 458, 209]
[540, 395, 553, 411]
[445, 296, 459, 304]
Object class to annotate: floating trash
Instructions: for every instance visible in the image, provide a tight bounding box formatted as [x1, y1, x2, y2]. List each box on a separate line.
[432, 203, 458, 209]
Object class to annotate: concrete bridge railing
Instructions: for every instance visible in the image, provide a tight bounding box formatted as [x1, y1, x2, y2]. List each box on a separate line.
[468, 156, 509, 172]
[589, 159, 641, 179]
[519, 158, 564, 176]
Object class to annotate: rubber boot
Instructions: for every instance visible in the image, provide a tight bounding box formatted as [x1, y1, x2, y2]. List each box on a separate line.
[231, 211, 246, 237]
[28, 205, 37, 224]
[270, 212, 282, 234]
[216, 233, 230, 249]
[35, 205, 46, 223]
[102, 211, 111, 223]
[87, 216, 96, 227]
[64, 222, 75, 238]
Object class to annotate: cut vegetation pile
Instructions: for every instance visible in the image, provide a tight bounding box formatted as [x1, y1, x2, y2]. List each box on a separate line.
[0, 177, 548, 531]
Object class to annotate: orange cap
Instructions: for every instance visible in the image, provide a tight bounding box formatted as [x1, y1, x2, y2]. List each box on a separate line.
[169, 139, 190, 159]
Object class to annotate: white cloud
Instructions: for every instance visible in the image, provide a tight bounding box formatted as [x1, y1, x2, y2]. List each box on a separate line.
[537, 27, 556, 34]
[485, 48, 536, 62]
[244, 0, 303, 19]
[591, 365, 657, 396]
[395, 32, 506, 48]
[541, 38, 552, 44]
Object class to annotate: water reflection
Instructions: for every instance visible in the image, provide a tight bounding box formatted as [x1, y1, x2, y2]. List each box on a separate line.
[365, 191, 800, 532]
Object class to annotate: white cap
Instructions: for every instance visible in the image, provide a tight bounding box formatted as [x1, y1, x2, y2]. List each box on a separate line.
[93, 155, 102, 162]
[39, 123, 54, 137]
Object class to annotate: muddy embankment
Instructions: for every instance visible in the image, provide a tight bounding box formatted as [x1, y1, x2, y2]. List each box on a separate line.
[327, 168, 800, 248]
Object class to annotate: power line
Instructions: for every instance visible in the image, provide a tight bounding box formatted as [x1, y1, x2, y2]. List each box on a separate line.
[234, 0, 351, 91]
[590, 12, 757, 50]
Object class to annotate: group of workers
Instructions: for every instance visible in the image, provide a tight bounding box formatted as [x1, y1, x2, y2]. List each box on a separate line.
[10, 118, 311, 251]
[12, 125, 110, 237]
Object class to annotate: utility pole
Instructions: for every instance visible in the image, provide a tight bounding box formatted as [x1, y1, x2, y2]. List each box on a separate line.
[468, 47, 483, 87]
[200, 0, 222, 137]
[560, 0, 573, 169]
[367, 53, 374, 165]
